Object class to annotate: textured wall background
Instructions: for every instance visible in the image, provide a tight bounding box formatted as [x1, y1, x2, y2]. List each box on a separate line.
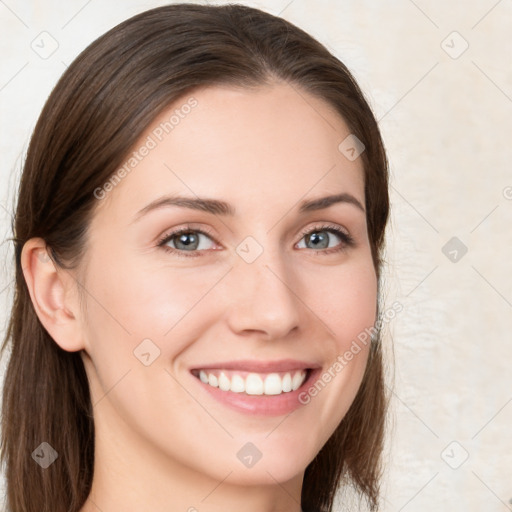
[1, 1, 511, 511]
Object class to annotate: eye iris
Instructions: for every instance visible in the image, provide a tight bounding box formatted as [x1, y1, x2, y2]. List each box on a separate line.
[307, 231, 329, 249]
[175, 232, 199, 250]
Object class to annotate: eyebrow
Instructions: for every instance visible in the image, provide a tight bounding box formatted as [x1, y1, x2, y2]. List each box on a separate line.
[133, 192, 365, 222]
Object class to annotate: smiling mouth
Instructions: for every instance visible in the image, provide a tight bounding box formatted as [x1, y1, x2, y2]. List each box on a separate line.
[191, 368, 310, 396]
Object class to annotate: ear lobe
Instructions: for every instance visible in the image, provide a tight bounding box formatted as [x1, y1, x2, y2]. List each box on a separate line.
[21, 237, 85, 352]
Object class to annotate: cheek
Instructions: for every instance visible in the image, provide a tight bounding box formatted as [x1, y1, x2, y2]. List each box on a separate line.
[80, 250, 231, 364]
[325, 257, 377, 384]
[304, 255, 378, 344]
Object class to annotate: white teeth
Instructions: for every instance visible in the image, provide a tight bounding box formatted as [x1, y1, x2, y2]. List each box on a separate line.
[197, 369, 308, 395]
[282, 373, 292, 392]
[292, 372, 304, 391]
[263, 373, 282, 395]
[218, 372, 231, 391]
[230, 374, 245, 393]
[245, 373, 264, 395]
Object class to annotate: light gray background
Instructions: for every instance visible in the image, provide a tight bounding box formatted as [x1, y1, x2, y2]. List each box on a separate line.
[1, 1, 511, 511]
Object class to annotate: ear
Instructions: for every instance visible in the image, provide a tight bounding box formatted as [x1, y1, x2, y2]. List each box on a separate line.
[21, 237, 85, 352]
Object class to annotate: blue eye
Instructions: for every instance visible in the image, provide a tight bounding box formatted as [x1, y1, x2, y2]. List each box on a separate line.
[158, 227, 217, 257]
[296, 225, 355, 254]
[157, 223, 354, 258]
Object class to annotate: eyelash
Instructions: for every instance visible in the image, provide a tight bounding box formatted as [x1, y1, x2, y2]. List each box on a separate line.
[157, 223, 355, 258]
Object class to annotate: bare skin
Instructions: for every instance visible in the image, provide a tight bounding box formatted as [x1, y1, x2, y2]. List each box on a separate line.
[22, 81, 377, 512]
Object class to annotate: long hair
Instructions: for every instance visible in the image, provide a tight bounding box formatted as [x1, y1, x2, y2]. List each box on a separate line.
[0, 4, 390, 511]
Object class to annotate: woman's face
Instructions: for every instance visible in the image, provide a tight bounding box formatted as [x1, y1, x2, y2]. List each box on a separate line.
[78, 82, 377, 487]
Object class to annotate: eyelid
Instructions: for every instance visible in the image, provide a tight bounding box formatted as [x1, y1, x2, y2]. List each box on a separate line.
[296, 222, 350, 240]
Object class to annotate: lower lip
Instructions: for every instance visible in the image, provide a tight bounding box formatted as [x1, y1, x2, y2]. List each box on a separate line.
[191, 369, 321, 416]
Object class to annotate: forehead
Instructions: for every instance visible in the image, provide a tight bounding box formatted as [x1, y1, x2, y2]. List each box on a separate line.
[93, 82, 365, 221]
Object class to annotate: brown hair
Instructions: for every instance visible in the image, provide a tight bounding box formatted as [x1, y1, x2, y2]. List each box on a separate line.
[1, 3, 390, 511]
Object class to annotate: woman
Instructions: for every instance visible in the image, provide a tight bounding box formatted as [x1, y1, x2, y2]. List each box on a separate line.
[1, 4, 390, 511]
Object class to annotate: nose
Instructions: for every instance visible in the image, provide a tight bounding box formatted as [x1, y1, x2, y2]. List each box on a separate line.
[223, 251, 302, 340]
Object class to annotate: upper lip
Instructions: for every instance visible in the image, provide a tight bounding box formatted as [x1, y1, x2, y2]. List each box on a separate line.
[190, 359, 321, 373]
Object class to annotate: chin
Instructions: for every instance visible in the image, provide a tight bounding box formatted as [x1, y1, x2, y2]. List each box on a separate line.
[225, 462, 306, 487]
[229, 440, 317, 486]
